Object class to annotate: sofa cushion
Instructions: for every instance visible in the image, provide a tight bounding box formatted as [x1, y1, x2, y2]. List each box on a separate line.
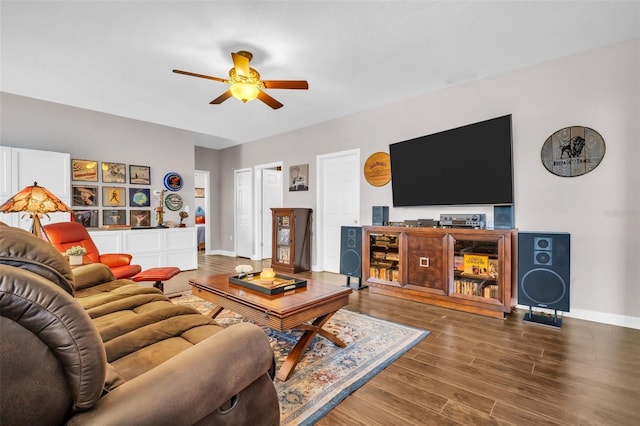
[71, 274, 227, 380]
[72, 262, 116, 290]
[0, 222, 74, 294]
[75, 280, 164, 311]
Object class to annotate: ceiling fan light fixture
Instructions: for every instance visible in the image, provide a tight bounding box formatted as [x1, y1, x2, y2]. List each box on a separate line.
[174, 50, 308, 109]
[230, 82, 260, 103]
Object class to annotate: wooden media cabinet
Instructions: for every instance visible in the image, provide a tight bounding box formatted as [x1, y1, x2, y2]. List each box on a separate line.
[363, 226, 517, 319]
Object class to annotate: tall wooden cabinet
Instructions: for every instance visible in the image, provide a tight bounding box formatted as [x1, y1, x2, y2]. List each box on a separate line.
[271, 208, 312, 274]
[364, 226, 516, 318]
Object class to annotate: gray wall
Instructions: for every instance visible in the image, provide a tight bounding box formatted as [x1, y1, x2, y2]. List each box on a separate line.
[1, 39, 638, 325]
[216, 39, 639, 324]
[194, 145, 221, 248]
[0, 93, 198, 227]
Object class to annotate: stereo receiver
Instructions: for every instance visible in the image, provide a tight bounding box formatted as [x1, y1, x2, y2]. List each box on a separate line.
[439, 214, 486, 229]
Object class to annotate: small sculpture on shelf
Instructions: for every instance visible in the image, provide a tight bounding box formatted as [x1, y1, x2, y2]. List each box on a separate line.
[154, 189, 167, 228]
[178, 211, 188, 228]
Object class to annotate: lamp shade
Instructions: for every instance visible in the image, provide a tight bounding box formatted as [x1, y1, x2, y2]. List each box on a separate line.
[230, 82, 260, 102]
[0, 182, 71, 214]
[0, 182, 71, 237]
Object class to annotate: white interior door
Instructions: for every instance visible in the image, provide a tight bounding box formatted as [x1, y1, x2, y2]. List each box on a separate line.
[317, 149, 360, 273]
[235, 168, 252, 258]
[261, 168, 283, 259]
[11, 148, 71, 230]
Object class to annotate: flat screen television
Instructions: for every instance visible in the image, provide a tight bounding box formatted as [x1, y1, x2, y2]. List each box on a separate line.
[389, 114, 513, 207]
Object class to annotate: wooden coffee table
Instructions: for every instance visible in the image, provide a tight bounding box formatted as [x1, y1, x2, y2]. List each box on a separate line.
[189, 273, 353, 381]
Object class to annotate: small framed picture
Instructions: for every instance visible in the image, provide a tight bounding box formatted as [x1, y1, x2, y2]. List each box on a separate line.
[129, 188, 151, 207]
[129, 165, 151, 185]
[72, 185, 98, 207]
[103, 209, 126, 226]
[102, 186, 126, 207]
[289, 164, 309, 191]
[195, 187, 205, 198]
[72, 209, 99, 228]
[71, 159, 99, 182]
[130, 210, 151, 227]
[102, 162, 126, 183]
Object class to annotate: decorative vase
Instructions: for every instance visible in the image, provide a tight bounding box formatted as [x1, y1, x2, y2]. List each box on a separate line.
[260, 267, 276, 283]
[69, 255, 83, 266]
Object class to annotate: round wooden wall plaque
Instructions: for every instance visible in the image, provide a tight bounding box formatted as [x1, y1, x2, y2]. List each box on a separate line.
[364, 152, 391, 187]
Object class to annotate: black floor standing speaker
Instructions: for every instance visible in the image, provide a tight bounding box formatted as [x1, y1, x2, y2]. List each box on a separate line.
[340, 226, 366, 290]
[518, 231, 570, 327]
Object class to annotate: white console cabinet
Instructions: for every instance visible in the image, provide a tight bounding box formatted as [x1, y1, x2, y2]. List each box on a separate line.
[89, 227, 198, 271]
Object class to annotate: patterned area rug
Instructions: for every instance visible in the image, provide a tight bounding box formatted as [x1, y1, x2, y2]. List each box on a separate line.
[173, 292, 430, 425]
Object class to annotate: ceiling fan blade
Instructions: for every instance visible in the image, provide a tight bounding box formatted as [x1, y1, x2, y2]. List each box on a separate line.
[210, 90, 233, 104]
[262, 80, 309, 90]
[257, 90, 284, 109]
[231, 52, 251, 79]
[173, 69, 227, 83]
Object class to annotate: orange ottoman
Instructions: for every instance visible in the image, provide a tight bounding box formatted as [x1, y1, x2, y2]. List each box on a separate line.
[132, 267, 180, 292]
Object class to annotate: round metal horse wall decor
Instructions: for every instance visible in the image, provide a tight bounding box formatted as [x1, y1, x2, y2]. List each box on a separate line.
[541, 126, 605, 177]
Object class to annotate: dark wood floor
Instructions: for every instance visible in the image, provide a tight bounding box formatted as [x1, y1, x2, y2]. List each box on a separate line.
[192, 254, 640, 425]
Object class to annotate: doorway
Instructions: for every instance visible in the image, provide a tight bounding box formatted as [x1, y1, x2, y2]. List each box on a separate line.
[194, 170, 210, 254]
[316, 149, 361, 273]
[254, 162, 283, 260]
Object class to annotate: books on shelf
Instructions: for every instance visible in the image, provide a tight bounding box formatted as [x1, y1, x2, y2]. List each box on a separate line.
[463, 254, 489, 276]
[369, 265, 399, 282]
[454, 279, 499, 299]
[488, 259, 499, 278]
[454, 255, 464, 272]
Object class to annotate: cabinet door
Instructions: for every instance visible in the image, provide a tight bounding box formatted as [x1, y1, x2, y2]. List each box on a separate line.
[405, 232, 448, 295]
[272, 209, 294, 270]
[450, 232, 508, 310]
[365, 231, 401, 285]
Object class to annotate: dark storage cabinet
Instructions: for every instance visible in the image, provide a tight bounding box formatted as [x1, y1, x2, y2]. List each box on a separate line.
[271, 208, 312, 274]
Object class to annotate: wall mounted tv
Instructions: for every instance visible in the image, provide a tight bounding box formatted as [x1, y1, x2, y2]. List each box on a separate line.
[389, 114, 513, 207]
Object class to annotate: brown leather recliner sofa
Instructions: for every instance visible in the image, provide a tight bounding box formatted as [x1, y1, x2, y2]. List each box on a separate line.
[0, 223, 280, 425]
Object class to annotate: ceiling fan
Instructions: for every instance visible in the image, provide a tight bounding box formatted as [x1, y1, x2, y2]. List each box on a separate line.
[173, 51, 309, 110]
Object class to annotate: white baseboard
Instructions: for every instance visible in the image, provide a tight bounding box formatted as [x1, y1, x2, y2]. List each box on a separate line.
[516, 304, 640, 330]
[208, 249, 235, 257]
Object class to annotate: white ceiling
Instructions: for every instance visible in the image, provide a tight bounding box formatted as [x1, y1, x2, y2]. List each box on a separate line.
[1, 1, 638, 150]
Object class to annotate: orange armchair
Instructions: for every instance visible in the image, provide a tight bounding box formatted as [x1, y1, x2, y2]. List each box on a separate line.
[43, 221, 142, 279]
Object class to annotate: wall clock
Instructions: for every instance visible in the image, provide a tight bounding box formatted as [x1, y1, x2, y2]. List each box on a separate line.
[541, 126, 605, 177]
[363, 152, 391, 187]
[163, 172, 183, 191]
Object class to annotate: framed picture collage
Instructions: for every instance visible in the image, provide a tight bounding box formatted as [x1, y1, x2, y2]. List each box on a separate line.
[71, 159, 153, 228]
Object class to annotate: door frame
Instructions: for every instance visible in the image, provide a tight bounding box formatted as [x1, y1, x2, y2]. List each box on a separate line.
[234, 167, 253, 258]
[194, 169, 211, 254]
[254, 161, 284, 260]
[316, 148, 361, 272]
